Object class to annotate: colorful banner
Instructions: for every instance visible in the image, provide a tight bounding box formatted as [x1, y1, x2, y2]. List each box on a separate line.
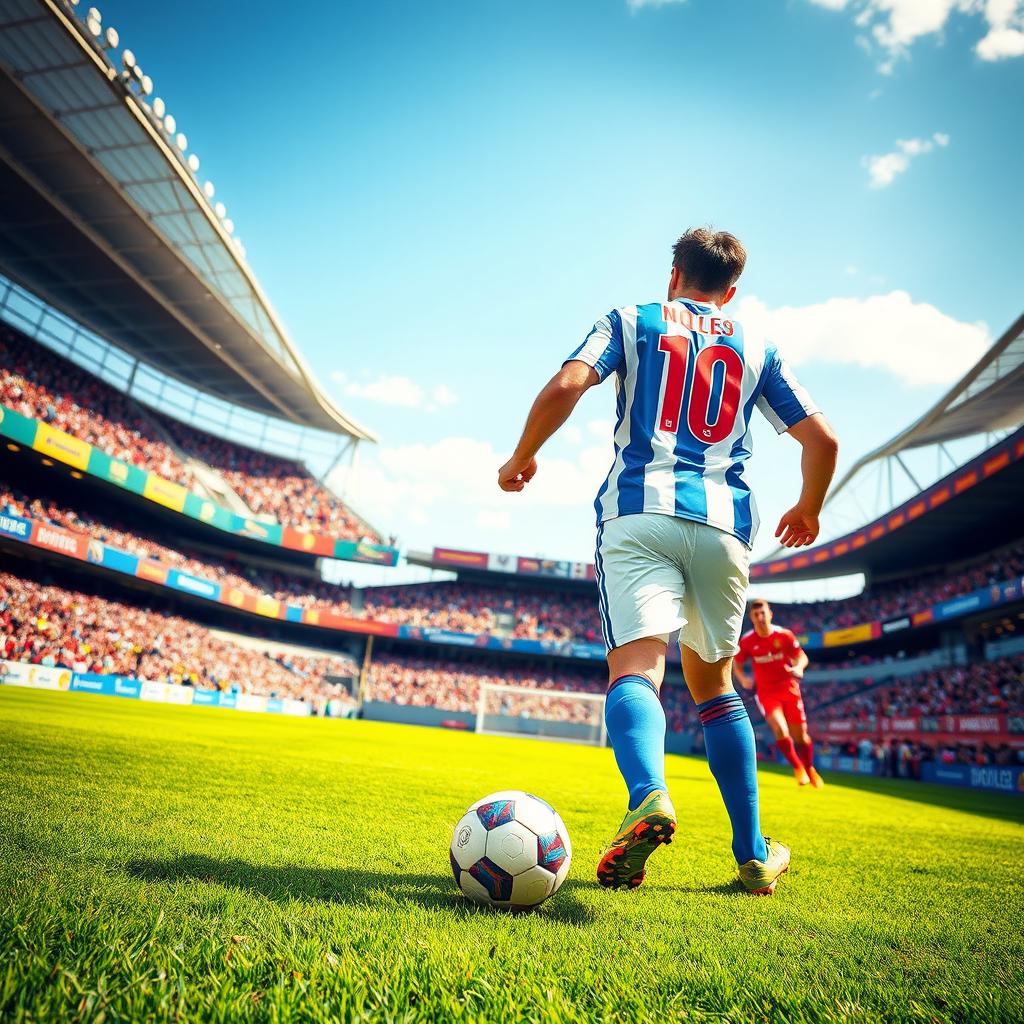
[815, 714, 1016, 745]
[29, 520, 87, 560]
[0, 403, 399, 567]
[1, 660, 73, 690]
[822, 623, 879, 648]
[0, 509, 32, 542]
[32, 421, 91, 470]
[432, 547, 490, 569]
[921, 763, 1024, 793]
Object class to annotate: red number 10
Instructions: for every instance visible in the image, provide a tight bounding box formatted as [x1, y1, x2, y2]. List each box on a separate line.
[657, 336, 743, 444]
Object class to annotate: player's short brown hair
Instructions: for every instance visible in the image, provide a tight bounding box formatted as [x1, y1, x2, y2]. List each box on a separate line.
[672, 227, 747, 295]
[749, 598, 770, 609]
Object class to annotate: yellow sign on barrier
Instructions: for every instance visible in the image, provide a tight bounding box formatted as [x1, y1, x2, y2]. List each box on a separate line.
[33, 422, 91, 471]
[142, 473, 188, 513]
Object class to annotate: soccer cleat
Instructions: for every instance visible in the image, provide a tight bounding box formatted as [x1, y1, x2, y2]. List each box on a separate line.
[737, 837, 791, 896]
[596, 789, 676, 890]
[795, 767, 811, 786]
[807, 767, 825, 789]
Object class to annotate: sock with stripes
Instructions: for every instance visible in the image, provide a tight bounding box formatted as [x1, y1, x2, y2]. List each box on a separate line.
[697, 691, 768, 864]
[795, 738, 814, 770]
[775, 735, 806, 773]
[604, 675, 667, 811]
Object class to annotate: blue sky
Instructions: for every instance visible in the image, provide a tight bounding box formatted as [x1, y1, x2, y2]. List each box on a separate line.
[92, 0, 1023, 578]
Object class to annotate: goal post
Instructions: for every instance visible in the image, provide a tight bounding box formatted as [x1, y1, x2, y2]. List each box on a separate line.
[476, 682, 607, 747]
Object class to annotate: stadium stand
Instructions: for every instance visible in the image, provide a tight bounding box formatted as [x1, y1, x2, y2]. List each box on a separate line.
[0, 571, 357, 703]
[0, 327, 379, 543]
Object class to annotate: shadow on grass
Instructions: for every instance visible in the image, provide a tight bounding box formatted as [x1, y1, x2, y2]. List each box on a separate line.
[126, 854, 596, 924]
[759, 762, 1024, 825]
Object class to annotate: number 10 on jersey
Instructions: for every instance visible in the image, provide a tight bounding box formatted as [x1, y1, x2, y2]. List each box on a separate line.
[658, 335, 743, 445]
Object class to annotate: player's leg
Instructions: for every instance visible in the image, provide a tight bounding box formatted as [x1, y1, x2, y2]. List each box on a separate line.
[764, 702, 809, 782]
[605, 636, 669, 810]
[679, 523, 789, 894]
[787, 697, 822, 788]
[594, 516, 683, 889]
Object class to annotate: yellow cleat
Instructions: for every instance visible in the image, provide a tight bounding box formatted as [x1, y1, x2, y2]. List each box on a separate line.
[596, 789, 676, 890]
[807, 767, 825, 789]
[737, 837, 791, 896]
[795, 767, 811, 786]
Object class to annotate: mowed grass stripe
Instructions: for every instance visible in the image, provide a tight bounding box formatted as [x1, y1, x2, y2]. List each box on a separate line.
[0, 687, 1021, 1023]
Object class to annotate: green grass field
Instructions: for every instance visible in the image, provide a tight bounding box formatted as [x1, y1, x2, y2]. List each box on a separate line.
[1, 688, 1022, 1024]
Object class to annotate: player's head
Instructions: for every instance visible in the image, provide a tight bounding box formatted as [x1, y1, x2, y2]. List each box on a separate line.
[749, 597, 773, 633]
[668, 227, 746, 306]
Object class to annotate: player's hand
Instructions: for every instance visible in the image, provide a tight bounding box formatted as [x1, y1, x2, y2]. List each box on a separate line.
[786, 662, 804, 679]
[498, 454, 537, 492]
[775, 505, 819, 548]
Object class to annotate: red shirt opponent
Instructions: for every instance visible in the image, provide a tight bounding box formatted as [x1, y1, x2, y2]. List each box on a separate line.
[732, 598, 823, 788]
[736, 626, 804, 701]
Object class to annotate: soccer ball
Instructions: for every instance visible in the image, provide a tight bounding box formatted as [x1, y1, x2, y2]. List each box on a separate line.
[449, 790, 572, 910]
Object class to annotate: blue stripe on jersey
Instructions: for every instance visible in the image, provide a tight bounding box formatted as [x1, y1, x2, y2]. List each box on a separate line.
[614, 304, 660, 516]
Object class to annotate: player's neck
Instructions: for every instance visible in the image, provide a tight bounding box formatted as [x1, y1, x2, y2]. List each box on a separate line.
[754, 625, 774, 638]
[668, 287, 722, 306]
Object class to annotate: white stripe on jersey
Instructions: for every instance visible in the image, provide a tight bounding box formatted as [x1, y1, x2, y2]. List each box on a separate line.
[598, 307, 638, 521]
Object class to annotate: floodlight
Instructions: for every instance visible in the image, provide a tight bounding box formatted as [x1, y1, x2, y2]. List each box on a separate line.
[175, 132, 188, 152]
[223, 218, 234, 234]
[141, 75, 153, 96]
[87, 6, 101, 21]
[104, 26, 118, 48]
[86, 13, 101, 36]
[163, 114, 176, 134]
[203, 180, 215, 199]
[121, 48, 135, 69]
[187, 153, 200, 172]
[152, 96, 165, 118]
[214, 201, 226, 219]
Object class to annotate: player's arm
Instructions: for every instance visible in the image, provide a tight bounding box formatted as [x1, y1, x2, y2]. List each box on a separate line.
[499, 311, 624, 492]
[497, 361, 597, 492]
[732, 647, 754, 690]
[774, 413, 839, 548]
[786, 644, 810, 679]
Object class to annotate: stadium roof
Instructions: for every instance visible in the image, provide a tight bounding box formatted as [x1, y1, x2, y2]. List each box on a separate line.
[825, 310, 1024, 495]
[752, 311, 1024, 582]
[0, 0, 376, 441]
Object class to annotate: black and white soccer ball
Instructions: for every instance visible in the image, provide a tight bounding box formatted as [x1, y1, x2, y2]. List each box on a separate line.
[449, 790, 572, 910]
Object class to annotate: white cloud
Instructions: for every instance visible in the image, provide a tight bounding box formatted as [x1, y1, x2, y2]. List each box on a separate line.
[562, 425, 583, 445]
[627, 0, 687, 8]
[329, 435, 611, 553]
[862, 132, 949, 188]
[806, 0, 1024, 67]
[329, 371, 457, 410]
[734, 291, 990, 387]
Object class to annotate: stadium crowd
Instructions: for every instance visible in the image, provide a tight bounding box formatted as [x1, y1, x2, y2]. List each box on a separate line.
[0, 328, 378, 542]
[0, 572, 358, 703]
[818, 655, 1024, 720]
[365, 652, 700, 731]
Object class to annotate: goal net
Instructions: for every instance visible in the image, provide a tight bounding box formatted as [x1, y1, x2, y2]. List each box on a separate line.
[476, 682, 607, 746]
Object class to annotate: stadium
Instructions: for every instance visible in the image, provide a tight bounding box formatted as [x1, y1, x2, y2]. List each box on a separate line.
[1, 2, 1022, 1022]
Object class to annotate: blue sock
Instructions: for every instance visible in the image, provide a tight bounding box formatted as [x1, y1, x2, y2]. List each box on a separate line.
[604, 675, 667, 810]
[697, 692, 768, 864]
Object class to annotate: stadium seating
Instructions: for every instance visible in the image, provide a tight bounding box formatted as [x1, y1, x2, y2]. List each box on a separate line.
[0, 327, 378, 542]
[0, 571, 357, 703]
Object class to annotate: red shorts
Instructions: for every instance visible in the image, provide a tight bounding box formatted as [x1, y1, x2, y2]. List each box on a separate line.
[756, 689, 807, 728]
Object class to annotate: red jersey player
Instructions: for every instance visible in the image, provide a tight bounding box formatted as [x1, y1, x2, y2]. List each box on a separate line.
[733, 598, 824, 788]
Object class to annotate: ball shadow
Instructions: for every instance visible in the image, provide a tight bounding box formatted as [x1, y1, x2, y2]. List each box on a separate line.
[126, 854, 596, 924]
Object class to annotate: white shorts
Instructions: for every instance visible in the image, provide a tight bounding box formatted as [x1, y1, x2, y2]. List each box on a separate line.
[594, 513, 750, 663]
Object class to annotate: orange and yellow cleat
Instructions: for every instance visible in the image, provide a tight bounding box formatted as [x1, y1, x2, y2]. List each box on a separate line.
[807, 767, 825, 789]
[795, 766, 811, 786]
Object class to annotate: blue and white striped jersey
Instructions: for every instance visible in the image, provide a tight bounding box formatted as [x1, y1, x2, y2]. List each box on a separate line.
[565, 297, 818, 548]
